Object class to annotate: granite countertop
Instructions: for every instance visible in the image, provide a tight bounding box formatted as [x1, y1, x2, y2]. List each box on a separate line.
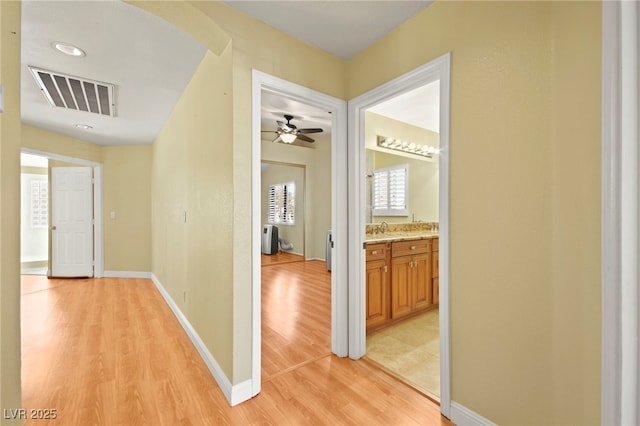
[365, 231, 439, 244]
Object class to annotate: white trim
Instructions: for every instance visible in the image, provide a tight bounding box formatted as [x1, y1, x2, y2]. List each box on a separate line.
[601, 2, 622, 424]
[251, 70, 349, 398]
[103, 271, 152, 279]
[93, 166, 104, 278]
[450, 401, 497, 426]
[151, 274, 251, 406]
[347, 53, 452, 417]
[20, 147, 104, 277]
[601, 1, 640, 424]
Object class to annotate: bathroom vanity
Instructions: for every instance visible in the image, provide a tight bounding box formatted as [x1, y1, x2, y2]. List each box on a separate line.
[365, 223, 439, 332]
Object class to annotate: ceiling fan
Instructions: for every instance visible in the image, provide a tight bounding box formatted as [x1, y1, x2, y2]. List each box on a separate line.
[262, 114, 323, 144]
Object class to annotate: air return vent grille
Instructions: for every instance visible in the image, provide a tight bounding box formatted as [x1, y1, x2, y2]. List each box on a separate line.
[29, 66, 116, 117]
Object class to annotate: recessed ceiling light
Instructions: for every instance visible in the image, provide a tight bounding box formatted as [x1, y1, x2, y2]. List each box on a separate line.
[52, 42, 86, 57]
[75, 124, 93, 130]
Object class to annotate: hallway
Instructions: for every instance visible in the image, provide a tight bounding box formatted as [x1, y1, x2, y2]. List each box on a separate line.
[21, 269, 450, 425]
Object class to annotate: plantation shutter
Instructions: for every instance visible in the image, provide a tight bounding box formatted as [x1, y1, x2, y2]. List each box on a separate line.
[268, 182, 295, 224]
[372, 164, 408, 216]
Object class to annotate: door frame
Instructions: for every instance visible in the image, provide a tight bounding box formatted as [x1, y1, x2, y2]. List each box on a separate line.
[347, 53, 452, 417]
[251, 70, 349, 397]
[20, 148, 104, 278]
[601, 1, 639, 423]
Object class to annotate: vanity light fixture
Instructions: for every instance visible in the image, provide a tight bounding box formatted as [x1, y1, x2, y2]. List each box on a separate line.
[377, 135, 438, 158]
[75, 124, 93, 130]
[280, 133, 297, 143]
[52, 42, 86, 57]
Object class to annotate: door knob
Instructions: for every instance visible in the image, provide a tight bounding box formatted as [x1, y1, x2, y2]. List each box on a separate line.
[51, 226, 56, 230]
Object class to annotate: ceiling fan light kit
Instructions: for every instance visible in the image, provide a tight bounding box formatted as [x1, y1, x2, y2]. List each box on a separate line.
[262, 113, 324, 144]
[280, 133, 297, 143]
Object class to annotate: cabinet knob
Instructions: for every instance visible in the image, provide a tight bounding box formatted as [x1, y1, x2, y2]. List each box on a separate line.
[411, 245, 416, 250]
[371, 250, 378, 255]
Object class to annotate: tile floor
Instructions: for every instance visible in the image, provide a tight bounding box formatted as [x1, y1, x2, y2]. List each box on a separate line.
[366, 308, 440, 399]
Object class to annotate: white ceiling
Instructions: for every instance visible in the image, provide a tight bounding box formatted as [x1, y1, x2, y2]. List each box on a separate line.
[223, 1, 433, 61]
[21, 0, 206, 146]
[369, 80, 440, 133]
[21, 1, 436, 148]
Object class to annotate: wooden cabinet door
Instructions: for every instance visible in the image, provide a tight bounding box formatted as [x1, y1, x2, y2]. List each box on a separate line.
[391, 256, 412, 319]
[432, 238, 439, 305]
[412, 252, 432, 311]
[433, 277, 439, 305]
[365, 259, 388, 330]
[432, 249, 439, 277]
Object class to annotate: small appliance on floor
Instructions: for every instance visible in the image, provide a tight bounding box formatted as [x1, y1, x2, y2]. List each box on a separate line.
[262, 224, 279, 255]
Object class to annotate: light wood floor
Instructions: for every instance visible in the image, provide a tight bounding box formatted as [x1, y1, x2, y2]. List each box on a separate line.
[21, 265, 452, 425]
[261, 251, 305, 266]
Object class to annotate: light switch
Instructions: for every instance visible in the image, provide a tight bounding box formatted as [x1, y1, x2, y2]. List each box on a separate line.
[110, 211, 116, 219]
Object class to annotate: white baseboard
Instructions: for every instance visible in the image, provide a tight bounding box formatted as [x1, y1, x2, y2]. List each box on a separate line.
[103, 270, 152, 279]
[150, 274, 253, 407]
[450, 401, 497, 426]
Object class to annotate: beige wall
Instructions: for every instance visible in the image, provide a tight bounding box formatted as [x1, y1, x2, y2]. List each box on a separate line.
[0, 0, 22, 419]
[349, 1, 601, 424]
[549, 2, 601, 423]
[103, 145, 152, 272]
[151, 48, 235, 378]
[22, 125, 102, 163]
[21, 126, 152, 274]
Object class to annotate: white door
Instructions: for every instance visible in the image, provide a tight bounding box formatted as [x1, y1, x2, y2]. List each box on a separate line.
[51, 167, 94, 277]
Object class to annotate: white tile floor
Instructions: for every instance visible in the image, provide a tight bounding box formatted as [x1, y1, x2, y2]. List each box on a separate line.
[366, 309, 440, 398]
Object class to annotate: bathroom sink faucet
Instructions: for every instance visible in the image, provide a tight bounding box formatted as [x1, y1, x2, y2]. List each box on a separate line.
[380, 221, 388, 234]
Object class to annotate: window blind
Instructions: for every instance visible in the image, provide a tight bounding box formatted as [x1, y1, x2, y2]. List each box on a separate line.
[372, 164, 408, 216]
[268, 182, 295, 224]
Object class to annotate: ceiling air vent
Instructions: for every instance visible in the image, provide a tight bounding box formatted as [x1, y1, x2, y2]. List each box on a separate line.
[28, 66, 116, 117]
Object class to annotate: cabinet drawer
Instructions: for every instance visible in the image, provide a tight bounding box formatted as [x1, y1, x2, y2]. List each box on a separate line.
[366, 243, 389, 261]
[392, 239, 431, 257]
[432, 237, 439, 251]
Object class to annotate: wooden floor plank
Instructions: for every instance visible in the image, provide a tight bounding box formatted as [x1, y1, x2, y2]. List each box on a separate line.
[21, 265, 452, 425]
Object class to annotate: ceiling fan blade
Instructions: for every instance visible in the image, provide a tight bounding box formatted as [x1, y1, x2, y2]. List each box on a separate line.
[297, 128, 323, 134]
[272, 135, 282, 143]
[296, 134, 315, 143]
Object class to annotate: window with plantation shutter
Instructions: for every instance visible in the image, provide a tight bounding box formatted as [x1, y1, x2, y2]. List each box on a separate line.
[268, 182, 295, 224]
[372, 164, 408, 216]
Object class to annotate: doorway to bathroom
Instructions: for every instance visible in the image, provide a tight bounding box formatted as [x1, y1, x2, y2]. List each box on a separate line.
[348, 53, 451, 414]
[362, 79, 441, 400]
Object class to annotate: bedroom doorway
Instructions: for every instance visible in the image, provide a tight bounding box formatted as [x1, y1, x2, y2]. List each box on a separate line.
[251, 70, 348, 397]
